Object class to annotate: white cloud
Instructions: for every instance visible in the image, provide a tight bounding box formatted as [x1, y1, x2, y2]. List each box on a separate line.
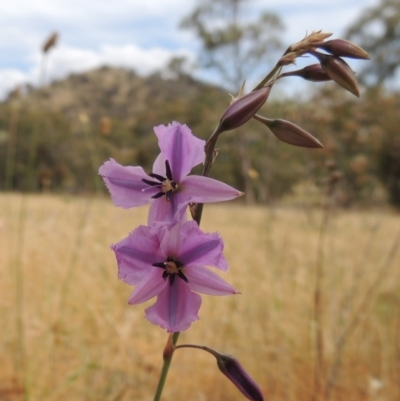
[46, 44, 194, 79]
[0, 0, 384, 99]
[0, 43, 195, 98]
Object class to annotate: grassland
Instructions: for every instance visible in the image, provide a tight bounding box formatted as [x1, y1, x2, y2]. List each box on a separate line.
[1, 193, 400, 401]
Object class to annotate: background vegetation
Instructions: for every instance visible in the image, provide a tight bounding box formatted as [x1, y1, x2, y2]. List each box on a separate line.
[1, 69, 400, 208]
[1, 196, 400, 401]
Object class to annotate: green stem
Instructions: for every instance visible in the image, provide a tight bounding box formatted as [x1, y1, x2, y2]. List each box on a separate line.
[152, 332, 180, 401]
[175, 344, 220, 358]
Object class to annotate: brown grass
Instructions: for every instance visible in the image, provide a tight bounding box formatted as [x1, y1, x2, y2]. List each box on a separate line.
[1, 193, 400, 401]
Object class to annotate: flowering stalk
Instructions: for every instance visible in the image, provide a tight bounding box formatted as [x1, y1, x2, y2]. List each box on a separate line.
[150, 31, 368, 400]
[152, 124, 231, 400]
[99, 29, 368, 401]
[193, 126, 225, 223]
[148, 101, 254, 397]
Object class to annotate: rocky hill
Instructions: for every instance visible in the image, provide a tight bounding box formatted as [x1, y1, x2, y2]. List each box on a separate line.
[0, 67, 230, 192]
[19, 66, 228, 132]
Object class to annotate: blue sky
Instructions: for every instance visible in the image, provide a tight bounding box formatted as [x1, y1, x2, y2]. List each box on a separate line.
[0, 0, 378, 99]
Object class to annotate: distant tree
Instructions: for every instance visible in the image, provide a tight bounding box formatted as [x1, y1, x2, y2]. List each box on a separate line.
[180, 0, 283, 89]
[164, 56, 193, 80]
[180, 0, 284, 202]
[374, 91, 400, 208]
[346, 0, 400, 87]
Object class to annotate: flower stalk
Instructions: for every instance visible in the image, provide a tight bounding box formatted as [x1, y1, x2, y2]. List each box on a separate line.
[153, 332, 180, 401]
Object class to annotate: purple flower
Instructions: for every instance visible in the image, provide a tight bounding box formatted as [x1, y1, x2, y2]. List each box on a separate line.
[113, 220, 238, 332]
[99, 122, 243, 225]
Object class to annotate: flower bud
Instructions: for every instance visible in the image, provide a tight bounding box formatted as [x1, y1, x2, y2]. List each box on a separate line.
[254, 115, 323, 148]
[280, 64, 331, 82]
[216, 353, 264, 401]
[318, 39, 370, 60]
[42, 32, 58, 53]
[217, 86, 272, 133]
[309, 51, 360, 97]
[163, 333, 175, 360]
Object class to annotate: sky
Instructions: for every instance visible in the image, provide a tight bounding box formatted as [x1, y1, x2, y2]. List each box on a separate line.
[0, 0, 379, 100]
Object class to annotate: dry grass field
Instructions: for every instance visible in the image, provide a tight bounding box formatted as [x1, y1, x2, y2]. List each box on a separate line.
[1, 193, 400, 401]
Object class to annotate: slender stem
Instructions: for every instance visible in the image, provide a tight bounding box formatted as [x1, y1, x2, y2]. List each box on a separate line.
[152, 332, 180, 401]
[192, 126, 224, 223]
[175, 343, 220, 358]
[311, 191, 332, 401]
[5, 99, 19, 190]
[252, 63, 281, 91]
[13, 195, 28, 400]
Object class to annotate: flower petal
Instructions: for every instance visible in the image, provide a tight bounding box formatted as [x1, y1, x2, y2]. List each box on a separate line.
[154, 122, 205, 182]
[159, 221, 184, 257]
[99, 159, 158, 208]
[145, 279, 201, 332]
[113, 225, 165, 285]
[128, 268, 167, 304]
[152, 153, 166, 177]
[147, 193, 183, 226]
[178, 221, 228, 271]
[186, 265, 237, 295]
[181, 175, 244, 203]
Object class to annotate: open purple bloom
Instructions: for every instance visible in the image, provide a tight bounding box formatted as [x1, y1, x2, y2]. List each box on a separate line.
[113, 220, 238, 332]
[99, 122, 243, 225]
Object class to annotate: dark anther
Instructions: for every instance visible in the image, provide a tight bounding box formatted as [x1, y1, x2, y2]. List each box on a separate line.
[148, 173, 165, 182]
[165, 160, 173, 181]
[153, 257, 187, 286]
[167, 257, 183, 268]
[142, 178, 160, 186]
[178, 271, 189, 283]
[153, 262, 166, 268]
[141, 159, 177, 201]
[151, 191, 165, 199]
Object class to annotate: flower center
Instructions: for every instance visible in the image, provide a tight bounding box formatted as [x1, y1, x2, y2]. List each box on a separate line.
[152, 256, 189, 286]
[142, 160, 178, 201]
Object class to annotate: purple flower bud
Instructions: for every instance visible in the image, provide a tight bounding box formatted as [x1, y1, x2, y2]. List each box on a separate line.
[280, 64, 331, 82]
[318, 39, 370, 60]
[217, 86, 272, 133]
[309, 51, 360, 97]
[216, 354, 264, 401]
[255, 115, 323, 148]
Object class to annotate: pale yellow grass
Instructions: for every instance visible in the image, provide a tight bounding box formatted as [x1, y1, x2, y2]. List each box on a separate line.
[1, 193, 400, 401]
